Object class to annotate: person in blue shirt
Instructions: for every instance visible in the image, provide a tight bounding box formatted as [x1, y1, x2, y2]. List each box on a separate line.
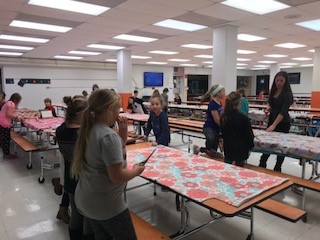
[193, 84, 225, 158]
[144, 94, 170, 146]
[238, 88, 249, 115]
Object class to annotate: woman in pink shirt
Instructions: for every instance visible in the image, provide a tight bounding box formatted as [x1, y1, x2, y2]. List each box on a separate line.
[0, 93, 22, 159]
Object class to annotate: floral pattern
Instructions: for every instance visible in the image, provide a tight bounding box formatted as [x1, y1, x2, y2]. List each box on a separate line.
[254, 129, 320, 160]
[248, 109, 308, 122]
[127, 146, 287, 207]
[23, 117, 65, 131]
[119, 113, 149, 122]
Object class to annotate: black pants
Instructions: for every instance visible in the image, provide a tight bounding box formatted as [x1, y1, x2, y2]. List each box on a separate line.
[200, 127, 220, 157]
[225, 158, 245, 167]
[259, 122, 290, 171]
[0, 126, 11, 156]
[89, 208, 136, 240]
[60, 191, 69, 208]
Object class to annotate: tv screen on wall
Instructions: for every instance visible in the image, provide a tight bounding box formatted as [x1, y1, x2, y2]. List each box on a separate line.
[144, 72, 163, 87]
[288, 72, 301, 84]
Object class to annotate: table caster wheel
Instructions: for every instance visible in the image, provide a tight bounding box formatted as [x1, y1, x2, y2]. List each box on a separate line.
[26, 164, 33, 169]
[38, 177, 45, 183]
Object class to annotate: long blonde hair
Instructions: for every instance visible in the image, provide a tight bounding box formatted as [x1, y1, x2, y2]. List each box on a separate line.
[201, 84, 220, 103]
[71, 89, 120, 179]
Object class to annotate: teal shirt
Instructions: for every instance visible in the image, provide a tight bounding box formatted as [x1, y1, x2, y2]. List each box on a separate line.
[240, 97, 249, 115]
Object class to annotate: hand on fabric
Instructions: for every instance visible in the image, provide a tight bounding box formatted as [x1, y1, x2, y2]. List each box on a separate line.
[133, 164, 145, 175]
[151, 141, 158, 146]
[266, 124, 276, 132]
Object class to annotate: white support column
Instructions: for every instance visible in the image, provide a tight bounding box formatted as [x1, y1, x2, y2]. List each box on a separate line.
[311, 47, 320, 107]
[212, 25, 238, 93]
[117, 50, 132, 109]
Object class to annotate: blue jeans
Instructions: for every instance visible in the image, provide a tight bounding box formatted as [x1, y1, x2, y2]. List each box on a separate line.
[200, 127, 220, 156]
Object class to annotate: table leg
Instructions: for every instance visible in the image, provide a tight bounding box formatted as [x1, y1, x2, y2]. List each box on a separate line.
[170, 197, 189, 238]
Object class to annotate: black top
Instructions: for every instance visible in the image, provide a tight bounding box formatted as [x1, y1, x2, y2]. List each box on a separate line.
[145, 111, 170, 146]
[174, 98, 182, 104]
[221, 110, 254, 161]
[56, 122, 79, 193]
[269, 92, 292, 125]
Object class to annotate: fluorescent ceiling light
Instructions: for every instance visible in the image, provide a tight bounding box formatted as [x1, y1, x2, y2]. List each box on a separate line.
[280, 62, 298, 66]
[0, 44, 33, 50]
[300, 64, 313, 67]
[295, 19, 320, 31]
[237, 58, 251, 61]
[87, 44, 124, 50]
[0, 51, 23, 56]
[291, 57, 312, 61]
[237, 67, 246, 69]
[206, 65, 213, 68]
[202, 61, 212, 64]
[10, 20, 72, 33]
[105, 59, 117, 62]
[251, 68, 267, 70]
[149, 51, 178, 55]
[0, 34, 49, 43]
[280, 66, 293, 69]
[237, 49, 256, 54]
[258, 60, 277, 64]
[194, 55, 212, 58]
[264, 54, 287, 58]
[179, 63, 199, 67]
[309, 49, 315, 53]
[181, 44, 212, 49]
[168, 59, 190, 62]
[114, 34, 157, 42]
[131, 55, 151, 59]
[28, 0, 109, 16]
[68, 50, 101, 55]
[237, 63, 248, 66]
[54, 55, 83, 60]
[254, 65, 270, 68]
[275, 42, 306, 49]
[154, 19, 207, 32]
[221, 0, 290, 15]
[147, 61, 167, 65]
[238, 34, 266, 42]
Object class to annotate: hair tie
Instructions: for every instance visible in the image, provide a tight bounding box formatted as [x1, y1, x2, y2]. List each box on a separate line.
[211, 84, 224, 96]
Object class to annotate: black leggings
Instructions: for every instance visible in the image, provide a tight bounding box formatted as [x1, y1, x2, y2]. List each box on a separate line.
[259, 122, 290, 171]
[0, 126, 11, 156]
[89, 209, 136, 240]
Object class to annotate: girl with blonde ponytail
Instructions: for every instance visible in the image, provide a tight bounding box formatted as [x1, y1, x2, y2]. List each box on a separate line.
[194, 84, 225, 158]
[72, 89, 144, 240]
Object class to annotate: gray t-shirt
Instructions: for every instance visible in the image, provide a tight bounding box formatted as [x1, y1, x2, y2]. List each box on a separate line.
[75, 123, 127, 220]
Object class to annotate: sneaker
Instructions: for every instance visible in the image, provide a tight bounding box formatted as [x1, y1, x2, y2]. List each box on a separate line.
[193, 145, 200, 155]
[212, 152, 224, 159]
[3, 154, 18, 159]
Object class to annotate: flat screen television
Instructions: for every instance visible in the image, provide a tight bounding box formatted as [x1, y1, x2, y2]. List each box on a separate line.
[144, 72, 163, 87]
[288, 72, 301, 84]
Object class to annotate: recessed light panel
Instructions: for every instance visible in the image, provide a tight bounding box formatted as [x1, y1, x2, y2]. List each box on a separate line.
[0, 51, 23, 56]
[237, 63, 248, 66]
[254, 65, 270, 68]
[300, 64, 313, 67]
[221, 0, 290, 15]
[296, 19, 320, 31]
[168, 59, 190, 62]
[54, 55, 83, 59]
[10, 20, 72, 33]
[194, 55, 212, 58]
[147, 61, 167, 65]
[258, 61, 277, 64]
[181, 44, 212, 49]
[87, 44, 124, 50]
[275, 42, 306, 49]
[28, 0, 109, 16]
[237, 58, 251, 61]
[68, 50, 101, 55]
[237, 49, 257, 54]
[149, 51, 178, 55]
[114, 34, 157, 42]
[264, 54, 287, 58]
[105, 59, 117, 62]
[0, 44, 33, 50]
[131, 55, 151, 59]
[280, 62, 298, 65]
[0, 34, 49, 43]
[291, 57, 312, 61]
[154, 19, 207, 32]
[179, 63, 199, 67]
[238, 34, 266, 42]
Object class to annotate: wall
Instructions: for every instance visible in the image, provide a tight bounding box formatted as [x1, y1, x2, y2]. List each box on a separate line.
[285, 67, 313, 95]
[2, 66, 117, 109]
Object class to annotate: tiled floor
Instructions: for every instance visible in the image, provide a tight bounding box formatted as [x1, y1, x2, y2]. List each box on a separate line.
[0, 131, 320, 240]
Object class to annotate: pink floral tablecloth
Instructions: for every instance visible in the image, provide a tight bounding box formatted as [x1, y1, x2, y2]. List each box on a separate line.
[254, 129, 320, 160]
[120, 113, 149, 122]
[127, 146, 287, 207]
[23, 117, 65, 131]
[249, 110, 309, 122]
[14, 108, 39, 119]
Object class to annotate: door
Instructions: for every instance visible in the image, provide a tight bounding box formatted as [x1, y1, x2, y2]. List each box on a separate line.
[256, 75, 269, 95]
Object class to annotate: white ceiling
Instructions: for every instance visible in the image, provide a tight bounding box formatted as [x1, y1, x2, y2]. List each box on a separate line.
[0, 0, 320, 69]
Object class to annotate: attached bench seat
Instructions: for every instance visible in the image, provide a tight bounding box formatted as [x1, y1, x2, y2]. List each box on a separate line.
[130, 212, 171, 240]
[10, 130, 39, 152]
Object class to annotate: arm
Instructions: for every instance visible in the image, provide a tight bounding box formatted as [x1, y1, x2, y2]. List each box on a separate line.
[144, 114, 152, 137]
[245, 118, 255, 149]
[52, 108, 57, 117]
[266, 95, 291, 132]
[6, 105, 17, 120]
[133, 98, 144, 105]
[116, 116, 127, 144]
[156, 113, 170, 145]
[211, 110, 220, 126]
[107, 163, 144, 183]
